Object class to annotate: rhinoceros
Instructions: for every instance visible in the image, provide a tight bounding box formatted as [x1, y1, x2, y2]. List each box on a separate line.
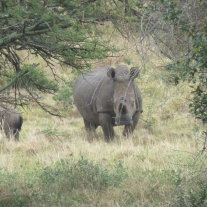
[73, 65, 142, 141]
[0, 108, 23, 141]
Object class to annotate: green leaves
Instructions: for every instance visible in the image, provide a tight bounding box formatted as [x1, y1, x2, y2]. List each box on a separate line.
[4, 64, 58, 93]
[160, 0, 182, 23]
[0, 0, 117, 110]
[53, 81, 74, 108]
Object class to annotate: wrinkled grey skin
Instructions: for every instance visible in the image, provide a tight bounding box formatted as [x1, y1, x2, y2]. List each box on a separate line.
[73, 65, 142, 141]
[0, 108, 23, 141]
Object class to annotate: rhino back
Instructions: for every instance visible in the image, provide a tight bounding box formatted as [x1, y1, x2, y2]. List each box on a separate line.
[4, 109, 23, 130]
[73, 66, 114, 123]
[74, 68, 106, 105]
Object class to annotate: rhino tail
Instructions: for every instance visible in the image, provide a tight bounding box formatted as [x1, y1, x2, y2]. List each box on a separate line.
[18, 116, 23, 131]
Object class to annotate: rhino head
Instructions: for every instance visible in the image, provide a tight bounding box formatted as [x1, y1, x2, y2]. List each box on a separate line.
[107, 65, 140, 126]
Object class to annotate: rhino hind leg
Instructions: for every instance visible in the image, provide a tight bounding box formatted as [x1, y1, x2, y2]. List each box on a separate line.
[84, 119, 98, 141]
[13, 129, 20, 141]
[123, 112, 140, 137]
[4, 128, 11, 140]
[99, 113, 114, 142]
[84, 119, 97, 132]
[4, 128, 19, 141]
[15, 116, 23, 141]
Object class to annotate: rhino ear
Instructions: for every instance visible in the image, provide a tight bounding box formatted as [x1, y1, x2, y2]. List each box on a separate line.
[107, 67, 115, 79]
[130, 67, 140, 79]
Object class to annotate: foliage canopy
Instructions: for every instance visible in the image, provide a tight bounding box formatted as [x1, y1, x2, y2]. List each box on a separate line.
[0, 0, 117, 113]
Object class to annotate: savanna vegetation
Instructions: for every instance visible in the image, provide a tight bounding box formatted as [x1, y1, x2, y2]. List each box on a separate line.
[0, 0, 206, 207]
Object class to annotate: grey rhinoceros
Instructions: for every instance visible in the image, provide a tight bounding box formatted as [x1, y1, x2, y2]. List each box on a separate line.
[73, 65, 142, 141]
[0, 108, 23, 141]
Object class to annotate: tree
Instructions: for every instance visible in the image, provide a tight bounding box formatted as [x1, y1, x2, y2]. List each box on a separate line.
[116, 0, 207, 133]
[0, 0, 117, 114]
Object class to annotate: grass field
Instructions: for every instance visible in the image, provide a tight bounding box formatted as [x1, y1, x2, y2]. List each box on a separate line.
[0, 34, 206, 207]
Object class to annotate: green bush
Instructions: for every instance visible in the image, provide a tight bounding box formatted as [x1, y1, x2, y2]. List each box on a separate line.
[39, 158, 128, 191]
[4, 64, 58, 93]
[0, 158, 128, 207]
[173, 171, 207, 207]
[53, 81, 74, 108]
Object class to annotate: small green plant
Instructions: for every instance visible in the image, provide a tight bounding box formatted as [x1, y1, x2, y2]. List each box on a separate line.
[53, 81, 74, 108]
[173, 173, 207, 207]
[39, 158, 128, 191]
[40, 128, 68, 139]
[0, 158, 129, 206]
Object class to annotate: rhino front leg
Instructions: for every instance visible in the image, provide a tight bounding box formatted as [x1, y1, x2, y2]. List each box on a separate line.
[99, 113, 114, 142]
[123, 112, 140, 137]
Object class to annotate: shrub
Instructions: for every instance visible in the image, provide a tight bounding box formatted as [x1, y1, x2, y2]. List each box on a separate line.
[173, 170, 207, 207]
[4, 64, 58, 93]
[0, 158, 128, 207]
[53, 81, 74, 108]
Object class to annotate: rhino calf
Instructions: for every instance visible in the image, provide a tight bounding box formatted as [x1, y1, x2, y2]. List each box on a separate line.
[73, 65, 142, 141]
[0, 108, 23, 141]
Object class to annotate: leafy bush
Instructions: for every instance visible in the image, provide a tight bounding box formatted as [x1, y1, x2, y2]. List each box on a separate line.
[53, 81, 74, 108]
[39, 158, 128, 191]
[0, 158, 128, 207]
[4, 64, 58, 93]
[173, 173, 207, 207]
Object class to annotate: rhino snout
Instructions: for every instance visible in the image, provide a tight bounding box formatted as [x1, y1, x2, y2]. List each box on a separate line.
[115, 115, 133, 126]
